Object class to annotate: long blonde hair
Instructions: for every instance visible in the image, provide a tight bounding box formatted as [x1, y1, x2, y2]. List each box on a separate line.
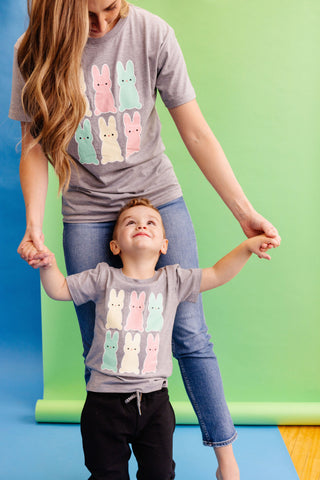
[18, 0, 129, 192]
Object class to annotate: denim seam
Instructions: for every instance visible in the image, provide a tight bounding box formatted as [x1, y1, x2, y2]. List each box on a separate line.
[203, 430, 238, 448]
[178, 359, 211, 443]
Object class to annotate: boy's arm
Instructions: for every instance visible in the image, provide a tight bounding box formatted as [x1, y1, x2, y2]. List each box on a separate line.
[38, 251, 72, 301]
[200, 235, 278, 292]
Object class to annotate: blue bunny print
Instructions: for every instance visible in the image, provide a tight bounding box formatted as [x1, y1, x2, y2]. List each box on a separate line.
[102, 330, 119, 372]
[75, 119, 99, 165]
[117, 60, 142, 112]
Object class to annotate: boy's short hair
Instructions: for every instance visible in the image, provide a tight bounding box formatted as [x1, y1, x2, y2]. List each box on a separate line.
[113, 198, 165, 239]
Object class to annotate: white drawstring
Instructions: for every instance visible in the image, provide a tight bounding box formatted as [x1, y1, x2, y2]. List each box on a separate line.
[125, 391, 142, 415]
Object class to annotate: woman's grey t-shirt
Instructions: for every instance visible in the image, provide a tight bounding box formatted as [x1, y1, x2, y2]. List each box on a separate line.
[9, 6, 196, 222]
[66, 263, 202, 394]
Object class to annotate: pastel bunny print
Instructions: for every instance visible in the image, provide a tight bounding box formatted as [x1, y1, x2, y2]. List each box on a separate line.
[92, 64, 117, 115]
[146, 293, 164, 332]
[117, 60, 142, 112]
[142, 333, 160, 374]
[75, 119, 99, 165]
[123, 111, 142, 159]
[99, 116, 124, 164]
[119, 332, 141, 374]
[106, 289, 124, 330]
[101, 330, 119, 372]
[124, 290, 145, 332]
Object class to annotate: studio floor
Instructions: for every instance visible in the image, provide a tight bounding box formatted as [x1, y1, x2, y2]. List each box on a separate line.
[1, 345, 301, 480]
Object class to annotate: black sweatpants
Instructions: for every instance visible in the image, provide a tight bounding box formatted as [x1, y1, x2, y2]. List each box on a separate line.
[81, 388, 176, 480]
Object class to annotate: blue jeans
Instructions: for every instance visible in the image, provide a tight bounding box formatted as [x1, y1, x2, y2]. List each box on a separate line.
[63, 197, 237, 447]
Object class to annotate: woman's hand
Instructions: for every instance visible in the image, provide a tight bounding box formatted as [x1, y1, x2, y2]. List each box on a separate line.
[239, 211, 281, 246]
[17, 227, 46, 268]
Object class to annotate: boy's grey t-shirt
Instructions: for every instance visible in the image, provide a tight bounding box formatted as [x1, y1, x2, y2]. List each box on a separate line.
[9, 6, 196, 222]
[66, 264, 202, 394]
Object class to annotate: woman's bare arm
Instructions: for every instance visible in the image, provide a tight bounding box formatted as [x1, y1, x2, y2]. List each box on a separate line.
[18, 122, 49, 265]
[169, 100, 280, 243]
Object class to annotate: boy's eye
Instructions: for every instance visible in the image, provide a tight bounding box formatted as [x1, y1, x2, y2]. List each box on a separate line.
[147, 220, 156, 226]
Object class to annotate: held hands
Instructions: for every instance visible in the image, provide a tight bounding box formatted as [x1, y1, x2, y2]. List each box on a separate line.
[239, 210, 281, 247]
[18, 237, 54, 270]
[18, 227, 51, 269]
[246, 235, 279, 260]
[32, 248, 55, 270]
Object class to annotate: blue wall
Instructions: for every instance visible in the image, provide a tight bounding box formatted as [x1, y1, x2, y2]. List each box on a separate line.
[0, 0, 42, 353]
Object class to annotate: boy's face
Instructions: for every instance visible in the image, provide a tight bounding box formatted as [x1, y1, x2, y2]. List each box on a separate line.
[110, 206, 168, 258]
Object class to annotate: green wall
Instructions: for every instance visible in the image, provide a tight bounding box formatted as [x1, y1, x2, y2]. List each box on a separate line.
[36, 0, 320, 424]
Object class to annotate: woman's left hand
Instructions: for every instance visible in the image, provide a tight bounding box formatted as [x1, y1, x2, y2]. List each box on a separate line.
[239, 211, 281, 246]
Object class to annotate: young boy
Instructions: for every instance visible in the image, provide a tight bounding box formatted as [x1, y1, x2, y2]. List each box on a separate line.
[36, 198, 278, 480]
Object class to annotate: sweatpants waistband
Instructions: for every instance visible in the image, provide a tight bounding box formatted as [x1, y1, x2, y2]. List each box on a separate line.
[87, 387, 168, 416]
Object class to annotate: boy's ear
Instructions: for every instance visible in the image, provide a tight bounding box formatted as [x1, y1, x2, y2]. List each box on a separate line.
[110, 239, 121, 256]
[160, 238, 169, 255]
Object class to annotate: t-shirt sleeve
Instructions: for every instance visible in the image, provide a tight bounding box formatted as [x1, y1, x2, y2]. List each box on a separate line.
[8, 38, 31, 122]
[66, 262, 107, 306]
[156, 26, 196, 109]
[174, 265, 202, 303]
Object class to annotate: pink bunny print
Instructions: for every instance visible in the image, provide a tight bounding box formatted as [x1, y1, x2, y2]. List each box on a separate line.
[124, 290, 145, 332]
[92, 64, 117, 115]
[123, 111, 142, 159]
[142, 333, 160, 374]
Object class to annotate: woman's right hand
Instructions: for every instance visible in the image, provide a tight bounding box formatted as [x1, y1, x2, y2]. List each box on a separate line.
[18, 227, 45, 268]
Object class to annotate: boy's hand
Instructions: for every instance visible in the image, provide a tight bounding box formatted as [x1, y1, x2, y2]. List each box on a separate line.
[28, 245, 55, 269]
[247, 235, 279, 260]
[18, 227, 45, 268]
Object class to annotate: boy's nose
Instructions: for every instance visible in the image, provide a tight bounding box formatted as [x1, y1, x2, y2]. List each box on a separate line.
[137, 225, 147, 229]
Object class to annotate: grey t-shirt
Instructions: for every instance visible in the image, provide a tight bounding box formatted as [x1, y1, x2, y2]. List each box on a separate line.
[66, 263, 202, 394]
[9, 6, 196, 222]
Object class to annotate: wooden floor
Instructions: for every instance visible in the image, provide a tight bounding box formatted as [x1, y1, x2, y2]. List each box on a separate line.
[279, 426, 320, 480]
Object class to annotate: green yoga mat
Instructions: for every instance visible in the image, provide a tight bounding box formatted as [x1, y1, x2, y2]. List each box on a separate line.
[36, 398, 320, 425]
[36, 0, 320, 424]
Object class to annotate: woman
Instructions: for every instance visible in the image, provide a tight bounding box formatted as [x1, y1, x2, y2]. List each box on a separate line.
[10, 0, 280, 479]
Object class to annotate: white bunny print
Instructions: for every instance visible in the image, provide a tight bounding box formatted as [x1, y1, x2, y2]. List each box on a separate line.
[92, 64, 117, 115]
[106, 289, 125, 330]
[99, 116, 124, 164]
[119, 332, 141, 374]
